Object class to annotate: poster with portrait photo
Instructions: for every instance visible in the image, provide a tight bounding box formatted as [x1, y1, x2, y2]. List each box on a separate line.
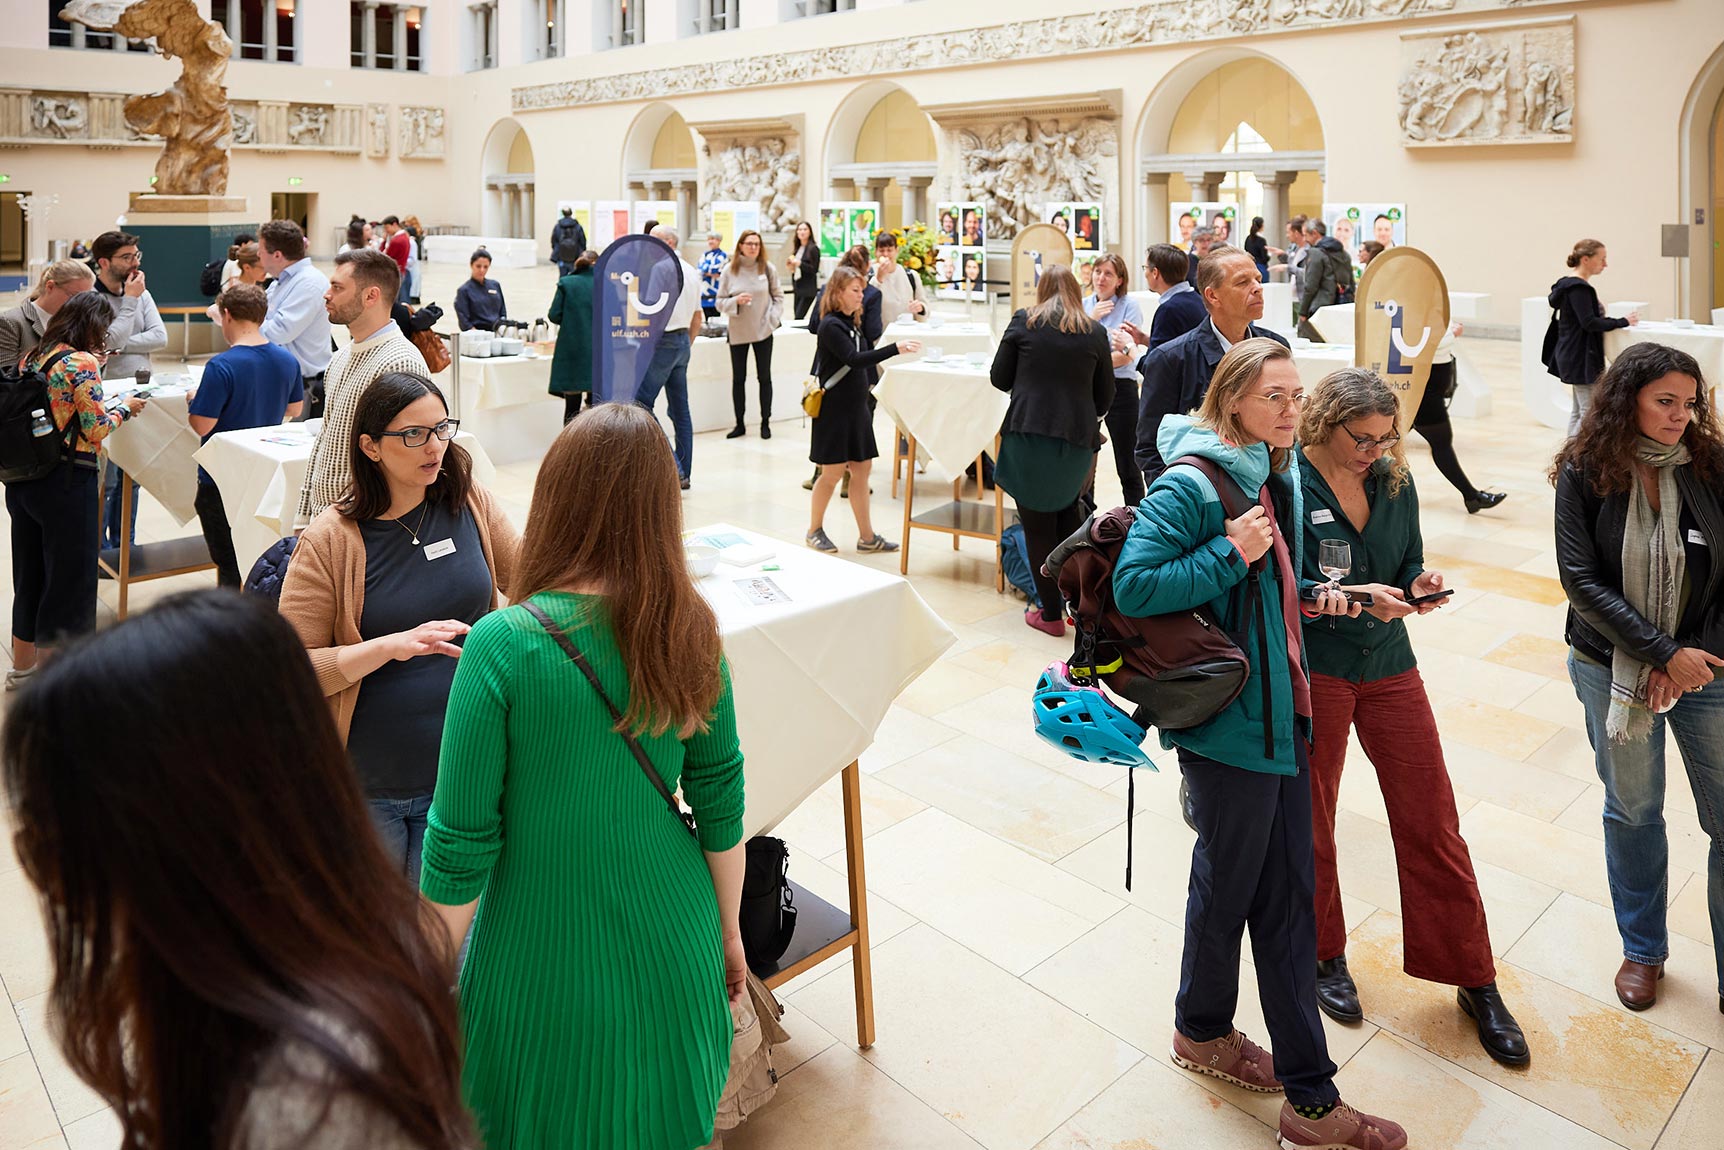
[1170, 202, 1223, 252]
[1322, 203, 1407, 261]
[818, 204, 850, 258]
[934, 203, 966, 246]
[1205, 206, 1238, 248]
[1041, 202, 1103, 252]
[959, 205, 986, 250]
[1072, 252, 1100, 296]
[935, 245, 964, 300]
[960, 251, 986, 301]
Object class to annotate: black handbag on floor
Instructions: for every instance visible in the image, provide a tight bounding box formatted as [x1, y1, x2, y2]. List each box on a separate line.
[739, 836, 798, 969]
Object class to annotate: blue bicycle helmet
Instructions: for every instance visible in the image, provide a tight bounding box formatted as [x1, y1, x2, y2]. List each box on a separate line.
[1032, 661, 1154, 769]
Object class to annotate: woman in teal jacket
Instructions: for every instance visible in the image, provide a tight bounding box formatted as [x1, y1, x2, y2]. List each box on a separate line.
[547, 250, 596, 423]
[1111, 338, 1407, 1150]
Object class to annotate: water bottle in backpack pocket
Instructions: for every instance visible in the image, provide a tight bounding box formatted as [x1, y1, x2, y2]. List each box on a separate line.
[0, 350, 81, 485]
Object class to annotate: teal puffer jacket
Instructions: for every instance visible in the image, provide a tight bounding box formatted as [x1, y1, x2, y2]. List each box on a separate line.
[1111, 416, 1312, 775]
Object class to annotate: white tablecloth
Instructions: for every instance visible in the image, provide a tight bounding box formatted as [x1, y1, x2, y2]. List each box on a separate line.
[685, 523, 955, 836]
[1290, 343, 1353, 389]
[102, 373, 201, 526]
[430, 353, 565, 467]
[892, 317, 993, 362]
[688, 324, 820, 433]
[193, 425, 497, 575]
[874, 361, 1009, 477]
[1605, 321, 1724, 386]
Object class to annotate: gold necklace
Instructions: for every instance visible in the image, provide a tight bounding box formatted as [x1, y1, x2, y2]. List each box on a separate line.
[392, 502, 430, 547]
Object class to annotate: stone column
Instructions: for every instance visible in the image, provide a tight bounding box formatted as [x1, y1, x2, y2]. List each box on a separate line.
[263, 1, 279, 60]
[553, 0, 567, 55]
[362, 2, 379, 68]
[902, 176, 933, 225]
[1257, 171, 1299, 254]
[70, 21, 86, 49]
[525, 183, 536, 239]
[612, 0, 625, 47]
[1181, 169, 1226, 203]
[672, 180, 696, 234]
[861, 178, 887, 204]
[110, 26, 128, 50]
[226, 2, 243, 54]
[1141, 171, 1171, 248]
[393, 4, 409, 70]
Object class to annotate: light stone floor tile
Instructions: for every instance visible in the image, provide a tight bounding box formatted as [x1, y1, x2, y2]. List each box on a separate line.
[1432, 696, 1565, 760]
[1406, 643, 1552, 712]
[1656, 1049, 1724, 1149]
[1528, 724, 1609, 785]
[1432, 740, 1589, 823]
[879, 739, 1126, 863]
[1402, 613, 1516, 660]
[788, 925, 1142, 1150]
[1506, 893, 1724, 1052]
[894, 660, 1006, 719]
[0, 870, 49, 1005]
[1481, 631, 1573, 682]
[59, 1109, 119, 1150]
[860, 809, 1125, 976]
[723, 1045, 984, 1150]
[1667, 873, 1721, 955]
[0, 994, 22, 1065]
[929, 685, 1125, 791]
[1446, 591, 1573, 636]
[0, 1052, 65, 1150]
[767, 1002, 837, 1080]
[766, 772, 926, 863]
[856, 704, 962, 775]
[1514, 676, 1592, 731]
[1346, 912, 1705, 1150]
[1460, 801, 1626, 909]
[12, 997, 104, 1127]
[1337, 1031, 1622, 1150]
[1030, 1055, 1275, 1149]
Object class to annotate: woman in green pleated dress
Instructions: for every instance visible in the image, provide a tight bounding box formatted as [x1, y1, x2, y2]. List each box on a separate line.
[420, 403, 748, 1150]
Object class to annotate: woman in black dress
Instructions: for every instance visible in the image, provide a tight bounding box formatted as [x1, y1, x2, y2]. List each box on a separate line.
[806, 267, 920, 554]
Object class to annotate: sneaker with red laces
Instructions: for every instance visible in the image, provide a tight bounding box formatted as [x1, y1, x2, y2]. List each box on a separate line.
[1278, 1099, 1408, 1150]
[1169, 1029, 1282, 1093]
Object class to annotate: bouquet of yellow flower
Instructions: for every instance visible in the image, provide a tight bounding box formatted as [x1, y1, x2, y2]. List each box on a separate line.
[892, 223, 939, 290]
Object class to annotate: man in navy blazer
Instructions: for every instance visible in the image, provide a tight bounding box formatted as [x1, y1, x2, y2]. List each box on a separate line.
[1138, 243, 1208, 350]
[1135, 244, 1291, 480]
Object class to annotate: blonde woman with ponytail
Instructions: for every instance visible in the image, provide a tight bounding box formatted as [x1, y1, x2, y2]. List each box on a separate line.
[0, 260, 94, 370]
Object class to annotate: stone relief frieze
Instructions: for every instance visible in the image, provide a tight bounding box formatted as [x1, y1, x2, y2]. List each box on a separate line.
[287, 105, 330, 146]
[231, 104, 257, 145]
[1399, 17, 1574, 145]
[950, 117, 1117, 238]
[702, 137, 802, 231]
[367, 103, 390, 158]
[399, 106, 445, 159]
[511, 0, 1605, 111]
[0, 89, 370, 154]
[30, 96, 88, 139]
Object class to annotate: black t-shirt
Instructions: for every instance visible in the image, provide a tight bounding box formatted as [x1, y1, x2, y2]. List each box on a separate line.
[346, 500, 493, 798]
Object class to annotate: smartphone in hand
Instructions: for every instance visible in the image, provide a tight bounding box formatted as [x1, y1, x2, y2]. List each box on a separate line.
[1405, 588, 1455, 606]
[1299, 587, 1375, 606]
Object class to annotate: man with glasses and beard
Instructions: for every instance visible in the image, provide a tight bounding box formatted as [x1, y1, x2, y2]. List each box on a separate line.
[88, 230, 167, 550]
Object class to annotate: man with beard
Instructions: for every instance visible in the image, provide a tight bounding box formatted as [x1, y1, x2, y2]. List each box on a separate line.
[293, 247, 427, 529]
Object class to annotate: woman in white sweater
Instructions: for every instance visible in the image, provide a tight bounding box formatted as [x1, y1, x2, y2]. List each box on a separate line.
[716, 229, 782, 440]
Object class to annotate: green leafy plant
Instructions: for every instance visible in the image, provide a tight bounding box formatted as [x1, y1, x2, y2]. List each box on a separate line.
[890, 223, 939, 290]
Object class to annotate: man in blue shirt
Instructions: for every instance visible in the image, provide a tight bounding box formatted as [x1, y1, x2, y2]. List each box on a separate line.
[189, 283, 304, 587]
[257, 219, 333, 417]
[697, 232, 728, 321]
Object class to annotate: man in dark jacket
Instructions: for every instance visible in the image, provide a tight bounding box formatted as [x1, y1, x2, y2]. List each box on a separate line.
[1135, 243, 1207, 350]
[1135, 244, 1291, 479]
[1297, 221, 1353, 341]
[551, 207, 587, 275]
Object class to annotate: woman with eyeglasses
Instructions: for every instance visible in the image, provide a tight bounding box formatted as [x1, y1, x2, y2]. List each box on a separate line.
[281, 372, 519, 880]
[1112, 340, 1406, 1150]
[1296, 368, 1528, 1068]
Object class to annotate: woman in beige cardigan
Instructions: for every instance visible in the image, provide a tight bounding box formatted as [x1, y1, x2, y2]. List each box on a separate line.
[281, 372, 519, 880]
[716, 229, 782, 440]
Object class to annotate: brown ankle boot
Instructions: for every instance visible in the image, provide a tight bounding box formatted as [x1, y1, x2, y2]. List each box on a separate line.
[1614, 958, 1664, 1010]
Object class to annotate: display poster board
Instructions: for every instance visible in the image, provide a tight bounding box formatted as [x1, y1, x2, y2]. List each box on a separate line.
[1170, 202, 1225, 250]
[1073, 253, 1100, 295]
[1042, 202, 1103, 252]
[1353, 245, 1449, 432]
[1010, 224, 1074, 312]
[936, 200, 987, 300]
[1322, 203, 1408, 260]
[632, 201, 679, 234]
[556, 200, 593, 245]
[709, 201, 762, 251]
[592, 200, 631, 249]
[816, 201, 882, 258]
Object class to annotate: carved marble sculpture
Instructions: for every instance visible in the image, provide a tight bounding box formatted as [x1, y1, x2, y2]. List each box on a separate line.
[1399, 19, 1573, 145]
[400, 106, 445, 158]
[231, 107, 255, 145]
[287, 105, 329, 147]
[30, 97, 87, 139]
[367, 103, 390, 157]
[952, 117, 1115, 237]
[701, 137, 802, 230]
[61, 0, 231, 194]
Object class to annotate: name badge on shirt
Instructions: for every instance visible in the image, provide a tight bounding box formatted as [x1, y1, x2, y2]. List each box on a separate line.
[1311, 509, 1336, 525]
[424, 538, 457, 560]
[1689, 529, 1708, 546]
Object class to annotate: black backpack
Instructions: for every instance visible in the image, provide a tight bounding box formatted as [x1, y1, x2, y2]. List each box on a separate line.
[0, 350, 81, 485]
[199, 257, 225, 297]
[1540, 308, 1561, 378]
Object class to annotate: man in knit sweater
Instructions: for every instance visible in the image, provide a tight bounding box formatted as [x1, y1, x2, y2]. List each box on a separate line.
[294, 248, 428, 529]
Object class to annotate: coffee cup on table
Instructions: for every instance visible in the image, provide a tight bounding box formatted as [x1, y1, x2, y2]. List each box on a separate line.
[924, 346, 944, 362]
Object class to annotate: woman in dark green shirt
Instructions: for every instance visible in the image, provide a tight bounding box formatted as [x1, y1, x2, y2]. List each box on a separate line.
[547, 250, 596, 423]
[1296, 367, 1528, 1068]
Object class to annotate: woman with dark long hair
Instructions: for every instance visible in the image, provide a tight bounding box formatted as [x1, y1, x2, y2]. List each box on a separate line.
[280, 372, 518, 879]
[1553, 341, 1724, 1012]
[787, 219, 821, 321]
[2, 591, 475, 1150]
[420, 402, 747, 1149]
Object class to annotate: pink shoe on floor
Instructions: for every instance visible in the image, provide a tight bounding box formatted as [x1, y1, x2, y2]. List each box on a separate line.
[1170, 1028, 1282, 1093]
[1025, 606, 1065, 637]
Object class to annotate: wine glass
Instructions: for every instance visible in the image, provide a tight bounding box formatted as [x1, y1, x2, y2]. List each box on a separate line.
[1318, 539, 1351, 587]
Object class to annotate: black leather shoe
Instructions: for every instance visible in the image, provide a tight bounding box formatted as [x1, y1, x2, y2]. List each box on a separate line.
[726, 424, 746, 439]
[1457, 982, 1530, 1066]
[1315, 955, 1363, 1024]
[761, 420, 772, 439]
[1464, 490, 1507, 514]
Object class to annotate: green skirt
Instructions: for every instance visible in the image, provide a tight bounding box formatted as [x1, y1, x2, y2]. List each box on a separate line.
[995, 432, 1093, 512]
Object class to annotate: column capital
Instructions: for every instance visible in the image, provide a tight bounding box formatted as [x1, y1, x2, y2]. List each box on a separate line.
[1141, 170, 1172, 188]
[1258, 170, 1304, 188]
[1181, 169, 1228, 188]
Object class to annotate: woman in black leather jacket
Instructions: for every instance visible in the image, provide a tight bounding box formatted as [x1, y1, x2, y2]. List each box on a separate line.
[1552, 341, 1724, 1016]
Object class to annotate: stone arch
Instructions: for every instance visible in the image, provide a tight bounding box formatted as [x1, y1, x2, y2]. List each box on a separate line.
[480, 117, 535, 240]
[1679, 42, 1724, 317]
[824, 81, 938, 229]
[623, 103, 698, 230]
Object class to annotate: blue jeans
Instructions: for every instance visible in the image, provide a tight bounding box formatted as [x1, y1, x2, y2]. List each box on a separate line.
[636, 329, 694, 480]
[1569, 652, 1724, 991]
[367, 793, 434, 881]
[100, 460, 139, 548]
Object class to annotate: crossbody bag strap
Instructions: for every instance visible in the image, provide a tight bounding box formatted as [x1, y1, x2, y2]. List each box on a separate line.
[521, 600, 699, 841]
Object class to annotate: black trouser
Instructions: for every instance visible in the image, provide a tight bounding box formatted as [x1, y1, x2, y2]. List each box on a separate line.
[6, 460, 99, 645]
[794, 284, 818, 321]
[563, 392, 593, 425]
[1016, 502, 1084, 622]
[194, 481, 242, 588]
[730, 336, 774, 424]
[1175, 741, 1339, 1109]
[1411, 362, 1479, 500]
[298, 373, 326, 422]
[1095, 379, 1144, 507]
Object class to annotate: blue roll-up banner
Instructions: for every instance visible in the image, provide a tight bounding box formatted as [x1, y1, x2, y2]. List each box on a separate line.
[592, 234, 684, 404]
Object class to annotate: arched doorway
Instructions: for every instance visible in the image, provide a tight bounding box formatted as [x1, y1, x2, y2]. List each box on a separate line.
[623, 105, 698, 231]
[1137, 53, 1325, 252]
[1679, 43, 1724, 318]
[826, 82, 937, 229]
[481, 118, 535, 239]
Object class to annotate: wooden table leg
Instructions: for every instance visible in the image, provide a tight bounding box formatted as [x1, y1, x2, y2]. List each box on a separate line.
[899, 435, 915, 576]
[116, 470, 134, 620]
[839, 759, 875, 1049]
[993, 435, 1006, 592]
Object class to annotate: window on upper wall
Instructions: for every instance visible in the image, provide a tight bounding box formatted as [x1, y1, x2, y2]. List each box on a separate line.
[212, 1, 298, 64]
[350, 2, 427, 72]
[468, 1, 498, 71]
[612, 0, 643, 48]
[785, 0, 854, 17]
[686, 0, 738, 36]
[47, 0, 150, 51]
[531, 0, 564, 61]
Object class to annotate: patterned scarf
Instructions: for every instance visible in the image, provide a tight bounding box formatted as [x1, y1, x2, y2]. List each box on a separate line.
[1609, 436, 1691, 742]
